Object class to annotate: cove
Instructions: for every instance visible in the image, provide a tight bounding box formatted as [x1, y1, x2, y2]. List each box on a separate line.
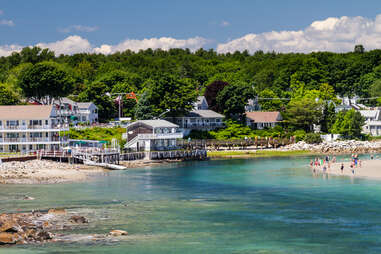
[1, 156, 381, 254]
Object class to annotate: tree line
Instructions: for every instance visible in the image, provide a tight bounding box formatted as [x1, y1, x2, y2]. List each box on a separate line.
[0, 45, 375, 138]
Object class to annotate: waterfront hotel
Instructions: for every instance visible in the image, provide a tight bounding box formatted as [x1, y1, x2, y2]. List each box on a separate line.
[0, 105, 69, 153]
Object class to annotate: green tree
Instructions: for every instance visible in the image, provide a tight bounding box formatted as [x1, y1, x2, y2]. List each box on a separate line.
[330, 109, 365, 138]
[17, 61, 74, 104]
[147, 75, 198, 116]
[135, 90, 155, 120]
[320, 102, 337, 133]
[216, 81, 255, 119]
[354, 45, 365, 53]
[258, 89, 282, 111]
[285, 97, 323, 132]
[0, 83, 20, 105]
[78, 82, 115, 122]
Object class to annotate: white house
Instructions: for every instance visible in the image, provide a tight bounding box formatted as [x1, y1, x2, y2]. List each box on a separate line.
[0, 105, 69, 153]
[360, 110, 381, 136]
[245, 111, 283, 129]
[77, 102, 98, 124]
[166, 96, 224, 135]
[124, 120, 183, 151]
[54, 98, 98, 124]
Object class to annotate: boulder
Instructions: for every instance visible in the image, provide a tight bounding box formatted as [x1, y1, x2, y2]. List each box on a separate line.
[48, 208, 66, 215]
[0, 232, 20, 244]
[69, 215, 88, 224]
[108, 230, 128, 236]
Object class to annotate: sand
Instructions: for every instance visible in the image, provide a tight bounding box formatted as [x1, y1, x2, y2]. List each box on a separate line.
[0, 160, 106, 184]
[313, 159, 381, 180]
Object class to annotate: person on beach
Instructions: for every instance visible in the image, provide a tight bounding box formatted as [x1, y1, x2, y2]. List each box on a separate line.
[332, 156, 336, 163]
[340, 163, 344, 174]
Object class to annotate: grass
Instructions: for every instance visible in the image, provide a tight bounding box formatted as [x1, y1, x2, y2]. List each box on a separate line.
[207, 150, 313, 158]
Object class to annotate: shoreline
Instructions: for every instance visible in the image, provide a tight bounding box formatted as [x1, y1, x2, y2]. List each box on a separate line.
[0, 160, 106, 184]
[311, 159, 381, 180]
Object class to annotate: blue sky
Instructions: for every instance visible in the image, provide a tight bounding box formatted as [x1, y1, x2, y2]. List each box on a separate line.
[1, 0, 381, 55]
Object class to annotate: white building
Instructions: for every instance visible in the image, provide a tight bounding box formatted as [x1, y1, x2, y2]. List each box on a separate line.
[360, 110, 381, 136]
[124, 120, 183, 151]
[167, 96, 224, 135]
[55, 98, 98, 124]
[0, 105, 69, 153]
[77, 102, 98, 124]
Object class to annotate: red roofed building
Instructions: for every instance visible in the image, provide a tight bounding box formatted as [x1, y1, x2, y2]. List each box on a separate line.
[245, 111, 282, 129]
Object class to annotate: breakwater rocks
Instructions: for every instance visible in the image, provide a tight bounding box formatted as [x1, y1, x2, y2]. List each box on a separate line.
[280, 140, 381, 153]
[0, 160, 104, 184]
[0, 209, 128, 246]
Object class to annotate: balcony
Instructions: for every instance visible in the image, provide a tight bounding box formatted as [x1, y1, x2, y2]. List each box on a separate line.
[0, 125, 69, 132]
[135, 133, 183, 140]
[0, 137, 68, 144]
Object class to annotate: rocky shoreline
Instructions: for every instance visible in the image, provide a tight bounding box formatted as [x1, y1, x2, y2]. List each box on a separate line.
[0, 208, 128, 246]
[279, 140, 381, 154]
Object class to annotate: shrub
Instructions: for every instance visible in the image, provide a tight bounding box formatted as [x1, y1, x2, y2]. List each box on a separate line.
[293, 130, 306, 142]
[304, 133, 322, 144]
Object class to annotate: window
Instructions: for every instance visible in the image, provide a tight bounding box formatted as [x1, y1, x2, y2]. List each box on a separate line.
[45, 120, 48, 125]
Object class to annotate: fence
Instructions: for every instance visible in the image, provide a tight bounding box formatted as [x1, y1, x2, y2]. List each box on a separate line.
[177, 137, 295, 150]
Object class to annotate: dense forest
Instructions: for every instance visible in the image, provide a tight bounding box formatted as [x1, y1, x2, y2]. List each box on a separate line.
[0, 45, 379, 138]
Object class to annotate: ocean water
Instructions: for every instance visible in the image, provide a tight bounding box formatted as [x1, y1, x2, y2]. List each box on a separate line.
[1, 156, 381, 253]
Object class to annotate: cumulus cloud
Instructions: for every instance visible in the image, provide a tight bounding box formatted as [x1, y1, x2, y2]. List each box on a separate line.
[93, 36, 209, 54]
[59, 25, 98, 33]
[0, 19, 14, 26]
[217, 14, 381, 53]
[36, 35, 92, 55]
[0, 44, 23, 56]
[0, 35, 208, 56]
[221, 21, 230, 27]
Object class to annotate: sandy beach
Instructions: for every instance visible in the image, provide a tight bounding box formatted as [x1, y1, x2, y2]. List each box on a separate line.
[0, 160, 106, 184]
[313, 159, 381, 180]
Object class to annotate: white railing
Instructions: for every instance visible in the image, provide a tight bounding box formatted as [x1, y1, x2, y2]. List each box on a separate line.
[0, 137, 68, 143]
[137, 133, 183, 139]
[0, 125, 69, 131]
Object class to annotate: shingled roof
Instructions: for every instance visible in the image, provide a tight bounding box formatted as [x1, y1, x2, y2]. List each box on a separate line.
[245, 111, 282, 123]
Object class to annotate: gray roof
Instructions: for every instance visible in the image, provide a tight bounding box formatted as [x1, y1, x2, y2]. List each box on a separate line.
[130, 119, 179, 128]
[54, 97, 75, 105]
[360, 110, 380, 119]
[186, 110, 224, 118]
[77, 102, 94, 108]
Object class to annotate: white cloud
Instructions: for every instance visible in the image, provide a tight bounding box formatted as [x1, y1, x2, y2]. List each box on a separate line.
[94, 36, 208, 54]
[0, 19, 14, 26]
[221, 21, 230, 27]
[0, 10, 3, 15]
[217, 14, 381, 53]
[35, 35, 93, 55]
[0, 35, 208, 56]
[59, 25, 98, 33]
[0, 44, 23, 56]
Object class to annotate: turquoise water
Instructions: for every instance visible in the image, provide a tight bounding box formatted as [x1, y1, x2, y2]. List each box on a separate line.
[1, 156, 381, 253]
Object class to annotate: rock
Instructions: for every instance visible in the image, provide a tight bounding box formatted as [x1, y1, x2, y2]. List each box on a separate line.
[0, 220, 19, 233]
[69, 215, 88, 224]
[36, 231, 54, 241]
[48, 208, 66, 215]
[23, 196, 35, 200]
[0, 232, 20, 244]
[108, 230, 128, 236]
